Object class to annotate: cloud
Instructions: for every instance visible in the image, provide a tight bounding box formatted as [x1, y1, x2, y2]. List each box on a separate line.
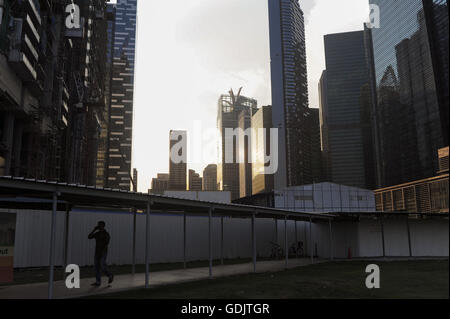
[300, 0, 318, 23]
[175, 0, 270, 74]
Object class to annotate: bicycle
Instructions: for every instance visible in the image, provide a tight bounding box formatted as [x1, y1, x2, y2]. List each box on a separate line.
[269, 241, 284, 260]
[289, 241, 304, 258]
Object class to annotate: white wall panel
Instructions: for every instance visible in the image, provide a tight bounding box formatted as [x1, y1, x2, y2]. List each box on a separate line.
[4, 208, 448, 269]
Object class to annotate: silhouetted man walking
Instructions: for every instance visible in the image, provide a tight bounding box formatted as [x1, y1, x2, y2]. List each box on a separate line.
[88, 221, 114, 286]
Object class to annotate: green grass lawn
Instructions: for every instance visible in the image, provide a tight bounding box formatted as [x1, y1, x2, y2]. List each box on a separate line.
[89, 260, 449, 299]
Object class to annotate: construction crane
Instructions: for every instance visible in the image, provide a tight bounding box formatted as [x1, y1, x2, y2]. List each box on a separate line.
[224, 87, 243, 109]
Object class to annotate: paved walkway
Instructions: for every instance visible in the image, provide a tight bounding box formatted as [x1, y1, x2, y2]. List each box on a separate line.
[0, 258, 325, 299]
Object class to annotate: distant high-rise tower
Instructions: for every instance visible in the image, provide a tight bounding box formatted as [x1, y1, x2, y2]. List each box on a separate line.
[320, 31, 375, 189]
[203, 164, 218, 191]
[268, 0, 313, 189]
[132, 168, 138, 192]
[238, 110, 253, 198]
[169, 130, 187, 191]
[368, 0, 449, 188]
[252, 105, 274, 195]
[188, 169, 203, 191]
[105, 0, 137, 190]
[150, 173, 170, 195]
[217, 89, 257, 200]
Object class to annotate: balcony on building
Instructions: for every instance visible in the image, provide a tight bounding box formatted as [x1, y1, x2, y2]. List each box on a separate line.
[8, 0, 44, 96]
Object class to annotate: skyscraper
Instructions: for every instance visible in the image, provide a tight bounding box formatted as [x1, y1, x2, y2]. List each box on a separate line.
[150, 173, 169, 195]
[169, 130, 187, 191]
[132, 168, 138, 192]
[320, 31, 375, 189]
[268, 0, 313, 189]
[308, 108, 323, 184]
[318, 71, 330, 181]
[97, 3, 116, 187]
[238, 109, 253, 198]
[203, 164, 218, 191]
[423, 0, 449, 147]
[217, 89, 257, 200]
[1, 0, 110, 185]
[368, 0, 449, 188]
[188, 169, 203, 191]
[105, 0, 137, 190]
[251, 105, 274, 195]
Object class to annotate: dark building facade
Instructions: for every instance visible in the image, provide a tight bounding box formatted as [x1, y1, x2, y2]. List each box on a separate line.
[251, 105, 274, 195]
[268, 0, 314, 189]
[188, 169, 202, 191]
[238, 109, 252, 198]
[169, 130, 187, 191]
[320, 31, 375, 189]
[318, 71, 330, 181]
[423, 0, 449, 147]
[308, 108, 323, 184]
[368, 0, 449, 188]
[0, 0, 110, 186]
[150, 173, 169, 195]
[203, 164, 217, 191]
[96, 3, 116, 187]
[67, 0, 111, 187]
[104, 0, 137, 190]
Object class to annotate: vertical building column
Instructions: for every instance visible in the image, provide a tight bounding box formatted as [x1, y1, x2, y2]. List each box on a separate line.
[63, 204, 71, 268]
[294, 220, 298, 258]
[48, 191, 58, 299]
[132, 208, 137, 275]
[329, 219, 334, 261]
[252, 213, 256, 273]
[220, 216, 224, 265]
[406, 215, 413, 257]
[304, 222, 307, 257]
[145, 201, 151, 288]
[380, 214, 386, 258]
[284, 215, 288, 269]
[274, 219, 278, 244]
[209, 207, 213, 279]
[310, 217, 313, 264]
[183, 212, 187, 269]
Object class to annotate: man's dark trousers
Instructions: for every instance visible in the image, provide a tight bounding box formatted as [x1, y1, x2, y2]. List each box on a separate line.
[95, 253, 112, 284]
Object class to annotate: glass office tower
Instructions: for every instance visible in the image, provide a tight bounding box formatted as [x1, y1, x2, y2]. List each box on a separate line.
[423, 0, 449, 146]
[97, 3, 116, 187]
[368, 0, 449, 188]
[320, 31, 375, 190]
[106, 0, 137, 190]
[268, 0, 314, 189]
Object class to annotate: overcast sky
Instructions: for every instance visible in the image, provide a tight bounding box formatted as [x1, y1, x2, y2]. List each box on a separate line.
[132, 0, 370, 192]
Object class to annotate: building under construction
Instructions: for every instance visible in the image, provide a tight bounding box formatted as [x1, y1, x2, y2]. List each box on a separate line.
[0, 0, 113, 187]
[217, 89, 258, 200]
